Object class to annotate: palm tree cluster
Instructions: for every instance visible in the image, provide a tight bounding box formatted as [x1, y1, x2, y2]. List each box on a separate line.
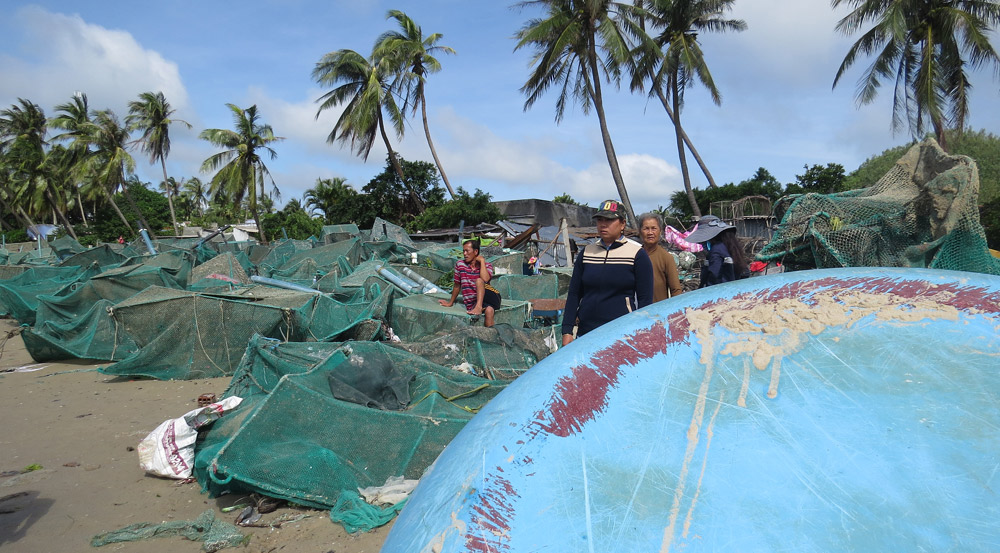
[1, 89, 288, 244]
[313, 9, 457, 211]
[0, 92, 195, 241]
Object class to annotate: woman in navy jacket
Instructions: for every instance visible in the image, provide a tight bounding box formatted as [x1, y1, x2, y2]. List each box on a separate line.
[561, 200, 653, 346]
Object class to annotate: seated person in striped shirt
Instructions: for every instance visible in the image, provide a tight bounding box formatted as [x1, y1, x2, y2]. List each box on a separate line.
[438, 239, 502, 327]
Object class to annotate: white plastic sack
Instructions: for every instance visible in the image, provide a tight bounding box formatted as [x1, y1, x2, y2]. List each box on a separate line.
[359, 475, 419, 506]
[137, 396, 242, 479]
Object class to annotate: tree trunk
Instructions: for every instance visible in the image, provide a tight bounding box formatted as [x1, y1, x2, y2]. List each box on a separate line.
[379, 111, 425, 213]
[118, 171, 152, 235]
[17, 206, 37, 229]
[105, 188, 134, 235]
[932, 115, 948, 152]
[160, 158, 180, 236]
[655, 86, 717, 189]
[251, 167, 269, 245]
[420, 94, 455, 199]
[76, 188, 88, 227]
[45, 189, 78, 240]
[0, 197, 31, 229]
[672, 76, 701, 218]
[586, 30, 636, 228]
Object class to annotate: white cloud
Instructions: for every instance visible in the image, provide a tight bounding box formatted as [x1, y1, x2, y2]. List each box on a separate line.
[0, 6, 190, 117]
[708, 0, 854, 89]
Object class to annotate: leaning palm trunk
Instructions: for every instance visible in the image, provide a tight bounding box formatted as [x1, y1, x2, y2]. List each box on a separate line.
[672, 77, 700, 218]
[45, 189, 78, 240]
[587, 38, 636, 228]
[655, 86, 717, 189]
[76, 188, 88, 227]
[379, 112, 425, 212]
[160, 159, 180, 236]
[1, 197, 32, 229]
[421, 97, 455, 198]
[17, 206, 37, 230]
[104, 187, 134, 235]
[254, 171, 269, 245]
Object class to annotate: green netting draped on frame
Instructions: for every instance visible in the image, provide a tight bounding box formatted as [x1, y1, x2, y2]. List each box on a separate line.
[194, 337, 506, 519]
[758, 139, 1000, 275]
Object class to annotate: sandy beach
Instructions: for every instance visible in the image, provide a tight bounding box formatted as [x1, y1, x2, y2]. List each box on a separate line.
[0, 318, 393, 553]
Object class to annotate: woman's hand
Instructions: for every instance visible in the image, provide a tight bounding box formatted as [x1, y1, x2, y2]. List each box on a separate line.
[562, 333, 574, 347]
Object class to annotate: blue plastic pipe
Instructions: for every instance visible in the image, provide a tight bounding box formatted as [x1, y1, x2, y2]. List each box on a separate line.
[400, 266, 442, 294]
[139, 228, 157, 255]
[375, 264, 421, 293]
[250, 275, 322, 294]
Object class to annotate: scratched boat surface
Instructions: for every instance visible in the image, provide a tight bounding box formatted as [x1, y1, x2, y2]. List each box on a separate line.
[381, 268, 1000, 553]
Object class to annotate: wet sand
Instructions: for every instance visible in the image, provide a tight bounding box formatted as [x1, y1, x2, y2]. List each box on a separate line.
[0, 319, 392, 552]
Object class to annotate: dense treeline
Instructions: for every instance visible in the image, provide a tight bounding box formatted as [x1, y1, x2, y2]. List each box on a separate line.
[2, 2, 999, 245]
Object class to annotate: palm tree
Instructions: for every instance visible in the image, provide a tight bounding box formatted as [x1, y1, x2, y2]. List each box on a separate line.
[375, 10, 458, 198]
[182, 176, 208, 217]
[515, 0, 646, 227]
[200, 104, 283, 244]
[126, 91, 192, 236]
[833, 0, 1000, 151]
[312, 48, 424, 211]
[49, 93, 94, 225]
[303, 176, 354, 223]
[77, 109, 149, 234]
[633, 0, 745, 217]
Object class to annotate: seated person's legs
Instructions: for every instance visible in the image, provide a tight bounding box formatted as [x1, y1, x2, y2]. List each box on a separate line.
[481, 288, 502, 327]
[468, 278, 485, 315]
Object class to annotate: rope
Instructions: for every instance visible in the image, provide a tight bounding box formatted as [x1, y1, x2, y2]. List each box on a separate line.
[408, 383, 491, 414]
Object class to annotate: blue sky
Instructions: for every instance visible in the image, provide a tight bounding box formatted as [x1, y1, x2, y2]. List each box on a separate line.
[1, 1, 998, 217]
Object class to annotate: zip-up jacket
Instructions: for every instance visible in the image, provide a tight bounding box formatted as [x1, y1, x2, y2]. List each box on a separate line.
[562, 237, 653, 337]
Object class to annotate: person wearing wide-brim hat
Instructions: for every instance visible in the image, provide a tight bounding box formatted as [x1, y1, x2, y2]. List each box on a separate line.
[561, 200, 653, 346]
[686, 215, 749, 287]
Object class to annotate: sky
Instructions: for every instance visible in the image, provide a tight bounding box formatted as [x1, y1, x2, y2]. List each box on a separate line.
[1, 0, 998, 217]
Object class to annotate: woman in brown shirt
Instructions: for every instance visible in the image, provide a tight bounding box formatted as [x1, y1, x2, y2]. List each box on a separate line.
[638, 212, 683, 301]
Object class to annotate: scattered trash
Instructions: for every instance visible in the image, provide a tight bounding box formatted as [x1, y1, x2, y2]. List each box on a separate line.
[359, 475, 419, 507]
[21, 463, 42, 473]
[137, 396, 242, 479]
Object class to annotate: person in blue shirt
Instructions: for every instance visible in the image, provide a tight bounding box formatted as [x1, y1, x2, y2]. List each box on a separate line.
[685, 215, 749, 287]
[562, 200, 654, 346]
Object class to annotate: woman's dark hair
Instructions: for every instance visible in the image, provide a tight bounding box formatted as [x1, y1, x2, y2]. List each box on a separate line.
[712, 229, 748, 276]
[463, 238, 481, 253]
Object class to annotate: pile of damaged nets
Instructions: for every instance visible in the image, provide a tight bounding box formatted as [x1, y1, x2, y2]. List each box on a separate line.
[0, 217, 562, 538]
[757, 138, 1000, 275]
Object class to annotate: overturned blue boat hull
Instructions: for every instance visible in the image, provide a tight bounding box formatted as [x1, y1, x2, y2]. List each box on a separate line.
[382, 268, 1000, 553]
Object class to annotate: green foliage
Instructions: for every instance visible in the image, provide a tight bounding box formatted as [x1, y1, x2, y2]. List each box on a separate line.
[669, 167, 784, 218]
[980, 197, 1000, 250]
[2, 228, 29, 243]
[553, 193, 580, 205]
[784, 163, 847, 195]
[261, 202, 323, 241]
[93, 179, 170, 241]
[354, 154, 445, 228]
[304, 177, 360, 224]
[842, 143, 912, 191]
[408, 188, 502, 231]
